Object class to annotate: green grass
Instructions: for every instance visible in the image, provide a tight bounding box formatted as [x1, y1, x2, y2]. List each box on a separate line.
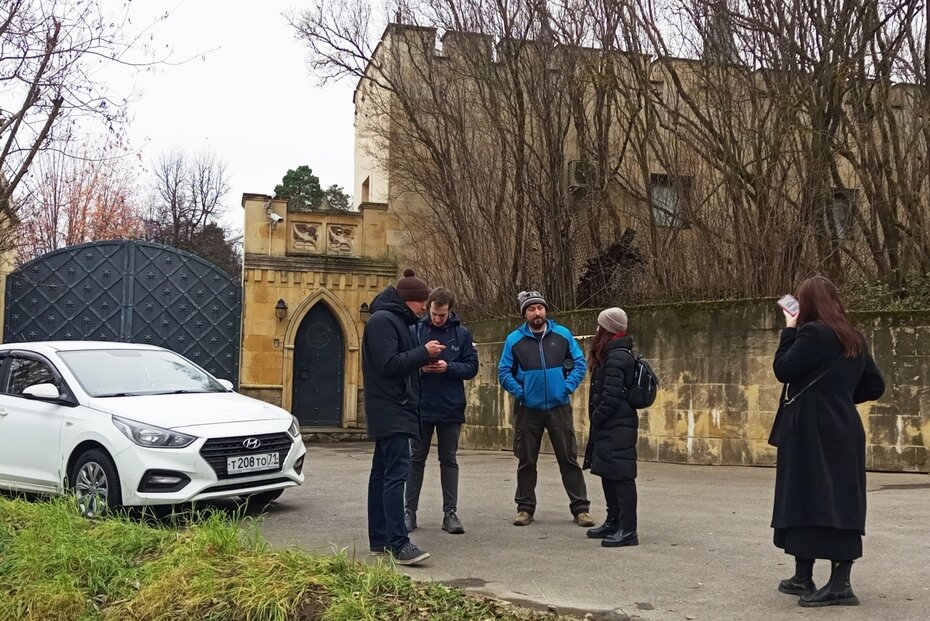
[0, 495, 559, 621]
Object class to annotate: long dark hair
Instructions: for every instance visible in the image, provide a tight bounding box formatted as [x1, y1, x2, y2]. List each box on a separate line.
[796, 275, 862, 358]
[588, 326, 613, 370]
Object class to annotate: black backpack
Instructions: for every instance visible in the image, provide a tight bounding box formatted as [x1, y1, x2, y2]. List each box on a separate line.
[621, 350, 659, 409]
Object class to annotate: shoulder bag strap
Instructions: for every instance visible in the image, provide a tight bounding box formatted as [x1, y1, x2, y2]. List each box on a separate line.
[783, 356, 842, 405]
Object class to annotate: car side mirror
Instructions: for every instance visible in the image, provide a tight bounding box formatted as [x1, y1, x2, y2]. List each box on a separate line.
[22, 383, 63, 400]
[217, 379, 234, 392]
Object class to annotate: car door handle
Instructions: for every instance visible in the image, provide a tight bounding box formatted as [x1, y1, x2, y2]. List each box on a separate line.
[0, 409, 7, 417]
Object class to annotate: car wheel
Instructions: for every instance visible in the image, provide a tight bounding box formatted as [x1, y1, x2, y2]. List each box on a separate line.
[70, 449, 122, 518]
[241, 489, 283, 509]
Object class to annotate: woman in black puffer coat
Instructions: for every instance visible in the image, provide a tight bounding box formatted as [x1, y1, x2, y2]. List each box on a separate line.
[582, 307, 639, 548]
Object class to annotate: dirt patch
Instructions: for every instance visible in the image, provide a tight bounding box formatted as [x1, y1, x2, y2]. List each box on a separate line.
[294, 589, 329, 621]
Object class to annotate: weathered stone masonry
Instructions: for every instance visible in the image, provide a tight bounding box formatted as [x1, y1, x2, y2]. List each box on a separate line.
[463, 301, 929, 473]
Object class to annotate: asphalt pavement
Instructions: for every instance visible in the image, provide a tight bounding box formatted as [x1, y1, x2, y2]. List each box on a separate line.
[257, 443, 930, 621]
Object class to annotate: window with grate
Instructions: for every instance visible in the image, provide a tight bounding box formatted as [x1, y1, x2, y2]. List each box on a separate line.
[650, 173, 692, 228]
[828, 189, 856, 238]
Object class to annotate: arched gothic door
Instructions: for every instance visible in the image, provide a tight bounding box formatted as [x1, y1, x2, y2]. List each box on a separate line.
[291, 303, 344, 426]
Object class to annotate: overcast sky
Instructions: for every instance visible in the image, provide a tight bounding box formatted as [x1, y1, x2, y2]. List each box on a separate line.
[118, 1, 357, 233]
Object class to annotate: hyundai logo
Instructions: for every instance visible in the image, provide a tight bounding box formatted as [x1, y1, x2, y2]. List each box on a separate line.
[242, 438, 261, 450]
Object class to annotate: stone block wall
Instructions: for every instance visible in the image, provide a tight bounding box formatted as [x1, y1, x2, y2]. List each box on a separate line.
[463, 301, 929, 473]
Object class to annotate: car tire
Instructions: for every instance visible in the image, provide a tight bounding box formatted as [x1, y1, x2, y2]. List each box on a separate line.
[70, 449, 122, 518]
[241, 489, 283, 509]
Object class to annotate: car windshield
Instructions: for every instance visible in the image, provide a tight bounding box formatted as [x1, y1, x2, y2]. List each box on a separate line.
[58, 349, 226, 397]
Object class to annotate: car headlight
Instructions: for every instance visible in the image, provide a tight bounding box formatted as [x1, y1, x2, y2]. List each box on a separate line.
[288, 415, 301, 439]
[112, 415, 196, 448]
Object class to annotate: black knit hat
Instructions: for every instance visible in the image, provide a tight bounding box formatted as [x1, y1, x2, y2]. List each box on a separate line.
[396, 269, 430, 301]
[518, 290, 548, 315]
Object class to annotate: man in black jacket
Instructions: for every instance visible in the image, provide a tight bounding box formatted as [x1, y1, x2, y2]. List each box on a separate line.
[405, 287, 479, 535]
[363, 269, 444, 566]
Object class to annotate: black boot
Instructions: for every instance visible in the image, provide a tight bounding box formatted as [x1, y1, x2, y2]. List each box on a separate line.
[799, 561, 859, 607]
[778, 557, 815, 595]
[586, 513, 620, 539]
[601, 528, 638, 547]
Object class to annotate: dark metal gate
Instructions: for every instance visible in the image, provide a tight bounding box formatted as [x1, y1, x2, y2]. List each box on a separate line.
[3, 241, 241, 385]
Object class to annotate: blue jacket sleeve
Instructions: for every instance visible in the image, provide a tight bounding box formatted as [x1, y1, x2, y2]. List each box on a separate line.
[447, 327, 479, 380]
[564, 330, 587, 393]
[497, 334, 524, 400]
[366, 313, 430, 377]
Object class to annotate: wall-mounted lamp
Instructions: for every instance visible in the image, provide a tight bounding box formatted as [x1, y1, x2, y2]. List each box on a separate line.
[359, 302, 371, 323]
[275, 299, 288, 321]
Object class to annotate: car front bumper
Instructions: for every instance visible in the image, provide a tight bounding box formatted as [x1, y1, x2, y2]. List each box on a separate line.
[114, 434, 306, 506]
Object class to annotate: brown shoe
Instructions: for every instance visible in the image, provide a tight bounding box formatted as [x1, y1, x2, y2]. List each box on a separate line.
[573, 512, 595, 527]
[513, 511, 534, 526]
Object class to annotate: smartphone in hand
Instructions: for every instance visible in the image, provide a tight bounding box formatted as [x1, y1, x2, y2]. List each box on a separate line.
[777, 294, 800, 316]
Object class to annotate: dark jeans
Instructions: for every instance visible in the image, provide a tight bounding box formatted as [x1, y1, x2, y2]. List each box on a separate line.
[368, 434, 411, 553]
[602, 477, 637, 531]
[406, 422, 461, 514]
[513, 402, 589, 516]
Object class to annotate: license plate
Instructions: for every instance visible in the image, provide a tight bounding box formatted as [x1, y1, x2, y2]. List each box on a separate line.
[227, 452, 279, 474]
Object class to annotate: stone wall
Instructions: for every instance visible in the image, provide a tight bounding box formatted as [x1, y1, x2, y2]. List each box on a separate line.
[463, 301, 929, 473]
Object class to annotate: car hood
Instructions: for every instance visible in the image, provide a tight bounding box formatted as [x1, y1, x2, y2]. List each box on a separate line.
[86, 392, 291, 430]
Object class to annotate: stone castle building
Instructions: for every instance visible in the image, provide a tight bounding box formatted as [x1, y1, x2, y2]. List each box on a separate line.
[235, 23, 928, 471]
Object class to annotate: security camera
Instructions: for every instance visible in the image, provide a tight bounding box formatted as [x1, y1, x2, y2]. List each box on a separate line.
[268, 212, 283, 223]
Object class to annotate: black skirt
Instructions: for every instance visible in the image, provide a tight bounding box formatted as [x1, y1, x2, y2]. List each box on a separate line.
[773, 526, 862, 561]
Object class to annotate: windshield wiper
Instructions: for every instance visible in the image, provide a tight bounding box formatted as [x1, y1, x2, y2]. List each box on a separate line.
[147, 389, 209, 395]
[96, 392, 145, 398]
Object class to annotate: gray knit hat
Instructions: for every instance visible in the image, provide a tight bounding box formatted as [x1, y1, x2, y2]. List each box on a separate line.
[518, 290, 548, 315]
[597, 307, 628, 333]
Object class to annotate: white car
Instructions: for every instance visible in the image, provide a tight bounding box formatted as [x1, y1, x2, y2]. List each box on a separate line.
[0, 341, 305, 517]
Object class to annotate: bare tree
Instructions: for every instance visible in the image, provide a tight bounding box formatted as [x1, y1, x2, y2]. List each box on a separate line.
[615, 0, 930, 295]
[292, 1, 654, 312]
[0, 0, 161, 254]
[145, 149, 240, 276]
[18, 139, 145, 261]
[292, 0, 930, 312]
[149, 150, 229, 245]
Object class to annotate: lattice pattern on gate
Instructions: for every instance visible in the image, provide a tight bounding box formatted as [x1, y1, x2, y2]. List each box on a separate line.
[3, 241, 241, 386]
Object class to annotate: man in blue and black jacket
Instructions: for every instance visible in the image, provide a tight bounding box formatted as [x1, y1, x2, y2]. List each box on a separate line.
[405, 287, 478, 536]
[498, 290, 593, 527]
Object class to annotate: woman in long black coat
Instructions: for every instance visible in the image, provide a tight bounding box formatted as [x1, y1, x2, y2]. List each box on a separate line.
[583, 307, 639, 548]
[771, 276, 884, 607]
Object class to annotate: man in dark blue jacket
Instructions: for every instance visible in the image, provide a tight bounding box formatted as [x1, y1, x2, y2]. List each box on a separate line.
[362, 269, 445, 566]
[498, 290, 593, 527]
[404, 287, 479, 535]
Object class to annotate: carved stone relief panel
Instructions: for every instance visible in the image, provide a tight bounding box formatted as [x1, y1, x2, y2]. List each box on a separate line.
[327, 224, 357, 255]
[292, 222, 322, 253]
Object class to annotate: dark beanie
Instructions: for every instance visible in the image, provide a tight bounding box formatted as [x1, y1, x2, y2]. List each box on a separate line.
[518, 290, 548, 315]
[396, 269, 430, 301]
